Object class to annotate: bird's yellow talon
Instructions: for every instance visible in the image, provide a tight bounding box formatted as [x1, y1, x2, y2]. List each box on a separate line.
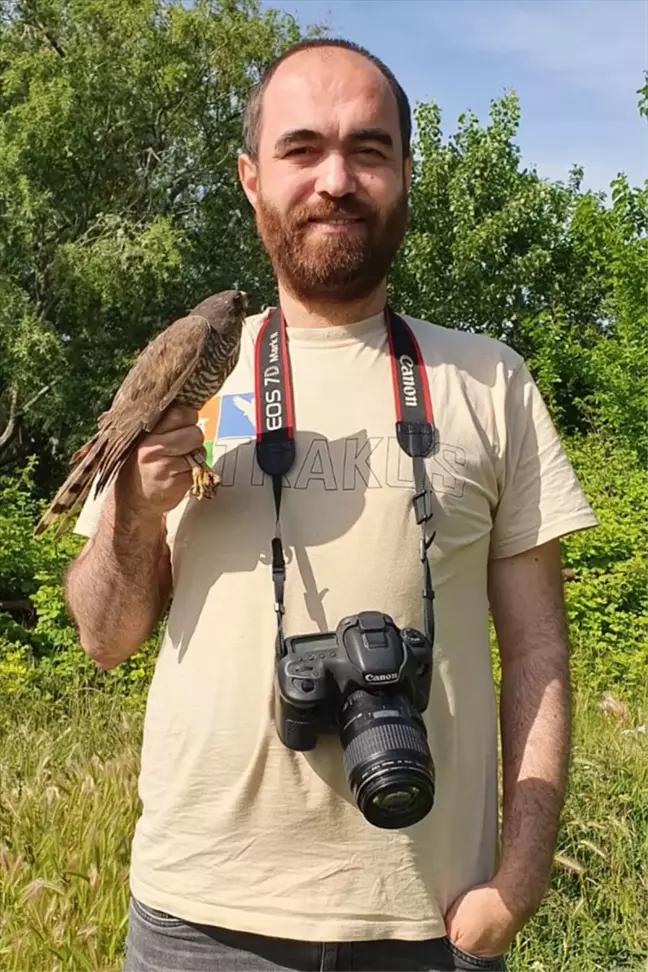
[190, 464, 220, 499]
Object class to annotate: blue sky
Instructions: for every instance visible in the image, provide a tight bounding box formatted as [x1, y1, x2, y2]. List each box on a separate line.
[259, 0, 647, 197]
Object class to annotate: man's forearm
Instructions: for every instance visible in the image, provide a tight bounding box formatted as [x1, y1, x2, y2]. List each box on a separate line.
[65, 485, 171, 670]
[496, 645, 571, 917]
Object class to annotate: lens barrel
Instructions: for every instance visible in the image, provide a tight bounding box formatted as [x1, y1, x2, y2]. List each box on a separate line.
[339, 690, 435, 829]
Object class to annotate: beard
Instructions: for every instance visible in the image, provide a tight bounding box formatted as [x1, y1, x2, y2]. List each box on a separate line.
[254, 185, 409, 304]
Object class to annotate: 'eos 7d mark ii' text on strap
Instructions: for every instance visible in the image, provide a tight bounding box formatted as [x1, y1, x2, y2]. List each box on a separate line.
[254, 307, 437, 657]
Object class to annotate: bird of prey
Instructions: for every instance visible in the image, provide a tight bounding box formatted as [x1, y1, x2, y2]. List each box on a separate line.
[34, 289, 248, 538]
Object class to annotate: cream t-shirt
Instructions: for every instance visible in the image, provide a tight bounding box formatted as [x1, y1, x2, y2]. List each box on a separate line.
[75, 309, 598, 942]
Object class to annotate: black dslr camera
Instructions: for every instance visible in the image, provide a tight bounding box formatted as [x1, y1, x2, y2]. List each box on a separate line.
[274, 611, 435, 830]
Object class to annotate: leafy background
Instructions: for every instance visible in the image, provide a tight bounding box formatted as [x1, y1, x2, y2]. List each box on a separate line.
[0, 1, 646, 970]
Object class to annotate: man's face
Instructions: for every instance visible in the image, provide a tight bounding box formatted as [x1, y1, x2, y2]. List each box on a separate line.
[238, 48, 411, 304]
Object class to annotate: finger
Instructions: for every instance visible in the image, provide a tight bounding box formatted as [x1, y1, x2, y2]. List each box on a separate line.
[166, 458, 200, 478]
[150, 405, 199, 435]
[175, 447, 208, 471]
[143, 455, 200, 484]
[142, 425, 205, 459]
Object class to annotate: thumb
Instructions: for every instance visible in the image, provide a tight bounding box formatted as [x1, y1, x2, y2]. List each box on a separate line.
[444, 891, 467, 933]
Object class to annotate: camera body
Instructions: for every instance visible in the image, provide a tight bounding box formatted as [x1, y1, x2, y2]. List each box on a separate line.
[274, 611, 436, 829]
[276, 611, 432, 751]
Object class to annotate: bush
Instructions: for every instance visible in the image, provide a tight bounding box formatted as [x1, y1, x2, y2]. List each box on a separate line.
[561, 436, 647, 702]
[0, 460, 158, 702]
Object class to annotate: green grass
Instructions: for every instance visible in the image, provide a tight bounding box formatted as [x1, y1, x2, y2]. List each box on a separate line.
[0, 687, 646, 972]
[0, 690, 142, 972]
[507, 697, 647, 972]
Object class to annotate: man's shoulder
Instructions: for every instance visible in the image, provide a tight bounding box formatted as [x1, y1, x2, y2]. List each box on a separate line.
[243, 307, 275, 338]
[400, 313, 525, 385]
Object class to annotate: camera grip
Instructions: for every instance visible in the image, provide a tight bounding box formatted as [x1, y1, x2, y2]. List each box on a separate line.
[275, 657, 327, 751]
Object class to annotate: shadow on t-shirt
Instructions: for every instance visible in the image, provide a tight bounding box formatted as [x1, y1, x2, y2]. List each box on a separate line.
[167, 427, 392, 661]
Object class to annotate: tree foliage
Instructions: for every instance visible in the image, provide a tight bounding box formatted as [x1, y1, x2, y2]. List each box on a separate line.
[0, 1, 646, 707]
[389, 93, 647, 453]
[0, 0, 316, 487]
[392, 93, 585, 346]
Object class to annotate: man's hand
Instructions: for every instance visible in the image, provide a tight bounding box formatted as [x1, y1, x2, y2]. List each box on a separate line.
[116, 405, 204, 518]
[444, 880, 521, 959]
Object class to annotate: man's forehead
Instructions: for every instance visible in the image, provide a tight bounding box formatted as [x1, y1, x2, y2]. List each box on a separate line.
[262, 48, 396, 129]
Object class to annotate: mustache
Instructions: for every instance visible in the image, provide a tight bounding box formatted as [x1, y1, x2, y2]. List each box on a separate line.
[291, 199, 375, 225]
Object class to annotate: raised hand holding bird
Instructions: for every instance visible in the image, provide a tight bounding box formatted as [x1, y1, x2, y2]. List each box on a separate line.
[34, 289, 248, 538]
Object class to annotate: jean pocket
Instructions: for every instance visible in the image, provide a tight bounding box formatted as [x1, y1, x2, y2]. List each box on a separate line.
[131, 894, 185, 929]
[444, 936, 506, 971]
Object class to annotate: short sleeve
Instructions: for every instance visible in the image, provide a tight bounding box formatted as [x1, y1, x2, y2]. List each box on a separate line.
[72, 473, 190, 550]
[489, 362, 598, 560]
[73, 477, 110, 538]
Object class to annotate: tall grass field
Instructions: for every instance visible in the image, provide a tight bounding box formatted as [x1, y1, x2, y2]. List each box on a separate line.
[0, 684, 645, 972]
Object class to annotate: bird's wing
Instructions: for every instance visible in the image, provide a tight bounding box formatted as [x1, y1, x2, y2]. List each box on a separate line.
[34, 315, 211, 537]
[93, 314, 210, 493]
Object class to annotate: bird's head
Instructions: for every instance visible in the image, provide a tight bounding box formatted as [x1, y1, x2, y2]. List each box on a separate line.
[190, 289, 248, 335]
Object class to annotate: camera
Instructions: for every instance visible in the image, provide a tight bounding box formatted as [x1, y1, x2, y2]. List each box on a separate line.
[274, 610, 435, 830]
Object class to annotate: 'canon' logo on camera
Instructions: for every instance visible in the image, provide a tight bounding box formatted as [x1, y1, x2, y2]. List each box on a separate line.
[365, 672, 399, 683]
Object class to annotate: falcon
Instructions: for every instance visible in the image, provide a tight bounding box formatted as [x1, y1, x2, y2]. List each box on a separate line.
[34, 289, 248, 538]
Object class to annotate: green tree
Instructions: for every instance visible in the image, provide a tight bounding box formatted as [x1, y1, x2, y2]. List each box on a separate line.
[0, 0, 317, 489]
[1, 4, 645, 709]
[391, 93, 616, 429]
[576, 173, 647, 459]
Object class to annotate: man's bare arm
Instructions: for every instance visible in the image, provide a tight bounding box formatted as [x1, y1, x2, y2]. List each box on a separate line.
[488, 537, 571, 919]
[65, 490, 171, 670]
[64, 405, 203, 670]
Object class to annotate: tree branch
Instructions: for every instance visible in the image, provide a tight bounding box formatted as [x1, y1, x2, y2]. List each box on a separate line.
[0, 599, 35, 615]
[0, 379, 61, 458]
[0, 387, 19, 450]
[18, 378, 61, 417]
[35, 20, 66, 57]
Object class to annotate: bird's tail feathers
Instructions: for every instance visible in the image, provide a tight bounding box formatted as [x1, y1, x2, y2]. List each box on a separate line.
[35, 421, 149, 539]
[34, 432, 107, 538]
[93, 426, 144, 495]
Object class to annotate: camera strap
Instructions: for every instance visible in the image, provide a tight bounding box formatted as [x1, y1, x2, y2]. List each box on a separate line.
[254, 307, 436, 658]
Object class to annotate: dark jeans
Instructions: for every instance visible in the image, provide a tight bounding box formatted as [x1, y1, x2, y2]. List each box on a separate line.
[124, 895, 507, 972]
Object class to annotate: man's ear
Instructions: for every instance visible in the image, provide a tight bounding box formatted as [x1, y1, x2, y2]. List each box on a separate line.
[238, 152, 258, 210]
[403, 155, 412, 193]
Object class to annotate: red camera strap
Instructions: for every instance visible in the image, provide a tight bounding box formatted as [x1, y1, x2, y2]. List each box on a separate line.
[254, 307, 437, 657]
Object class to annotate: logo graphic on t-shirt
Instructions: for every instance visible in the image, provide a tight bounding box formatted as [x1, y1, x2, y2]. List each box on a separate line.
[197, 392, 256, 465]
[197, 392, 468, 498]
[197, 395, 221, 467]
[217, 393, 256, 439]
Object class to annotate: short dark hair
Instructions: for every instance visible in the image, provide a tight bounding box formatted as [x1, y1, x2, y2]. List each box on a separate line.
[242, 37, 412, 161]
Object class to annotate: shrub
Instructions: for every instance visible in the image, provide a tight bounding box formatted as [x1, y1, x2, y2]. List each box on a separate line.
[561, 436, 647, 702]
[0, 460, 158, 702]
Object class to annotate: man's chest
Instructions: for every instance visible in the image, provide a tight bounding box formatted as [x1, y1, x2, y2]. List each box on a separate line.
[189, 352, 500, 548]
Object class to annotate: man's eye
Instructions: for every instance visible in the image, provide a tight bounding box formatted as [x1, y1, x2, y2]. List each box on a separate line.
[357, 147, 385, 158]
[286, 146, 315, 157]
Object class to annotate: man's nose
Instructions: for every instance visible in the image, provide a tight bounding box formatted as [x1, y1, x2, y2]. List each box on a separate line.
[314, 152, 357, 198]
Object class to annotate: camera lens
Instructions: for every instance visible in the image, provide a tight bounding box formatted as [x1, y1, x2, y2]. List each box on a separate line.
[339, 690, 435, 829]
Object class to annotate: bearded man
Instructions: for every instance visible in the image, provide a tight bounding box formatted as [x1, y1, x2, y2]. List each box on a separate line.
[66, 38, 598, 972]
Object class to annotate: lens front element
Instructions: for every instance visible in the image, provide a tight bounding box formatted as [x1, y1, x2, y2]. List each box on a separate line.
[340, 690, 435, 829]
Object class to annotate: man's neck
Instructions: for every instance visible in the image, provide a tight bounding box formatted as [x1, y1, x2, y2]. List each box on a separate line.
[277, 281, 387, 329]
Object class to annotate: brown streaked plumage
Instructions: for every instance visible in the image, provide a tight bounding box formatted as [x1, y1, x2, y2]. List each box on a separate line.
[34, 289, 248, 538]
